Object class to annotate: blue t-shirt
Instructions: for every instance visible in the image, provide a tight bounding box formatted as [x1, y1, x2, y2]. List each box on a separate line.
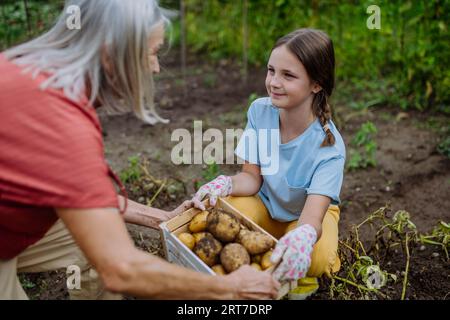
[235, 97, 346, 222]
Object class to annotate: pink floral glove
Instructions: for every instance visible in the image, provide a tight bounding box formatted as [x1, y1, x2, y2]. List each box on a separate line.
[192, 175, 232, 210]
[270, 224, 317, 282]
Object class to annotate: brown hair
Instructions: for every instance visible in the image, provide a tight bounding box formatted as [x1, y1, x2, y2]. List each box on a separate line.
[273, 28, 336, 147]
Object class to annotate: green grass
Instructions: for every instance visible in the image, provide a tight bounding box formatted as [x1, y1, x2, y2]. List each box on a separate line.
[347, 121, 378, 171]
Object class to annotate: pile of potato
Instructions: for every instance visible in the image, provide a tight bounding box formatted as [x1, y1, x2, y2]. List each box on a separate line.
[177, 208, 275, 275]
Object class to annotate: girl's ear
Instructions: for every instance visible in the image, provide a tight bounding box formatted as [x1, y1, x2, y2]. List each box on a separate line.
[312, 83, 322, 94]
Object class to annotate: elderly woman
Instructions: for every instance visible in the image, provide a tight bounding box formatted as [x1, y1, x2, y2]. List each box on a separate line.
[0, 0, 279, 300]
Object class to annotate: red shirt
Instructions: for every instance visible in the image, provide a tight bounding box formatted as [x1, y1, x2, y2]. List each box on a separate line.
[0, 54, 120, 259]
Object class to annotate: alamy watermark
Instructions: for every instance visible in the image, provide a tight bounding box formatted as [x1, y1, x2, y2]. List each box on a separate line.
[366, 5, 381, 30]
[66, 5, 81, 30]
[66, 265, 81, 290]
[66, 264, 101, 292]
[64, 5, 381, 33]
[170, 121, 280, 175]
[365, 265, 387, 290]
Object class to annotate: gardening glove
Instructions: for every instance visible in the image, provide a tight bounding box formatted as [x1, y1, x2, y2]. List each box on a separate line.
[271, 224, 317, 282]
[192, 175, 232, 210]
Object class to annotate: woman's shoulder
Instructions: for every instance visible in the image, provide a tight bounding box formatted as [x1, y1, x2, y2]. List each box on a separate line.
[0, 61, 103, 145]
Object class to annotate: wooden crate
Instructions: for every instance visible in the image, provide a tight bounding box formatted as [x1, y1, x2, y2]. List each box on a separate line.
[159, 197, 295, 299]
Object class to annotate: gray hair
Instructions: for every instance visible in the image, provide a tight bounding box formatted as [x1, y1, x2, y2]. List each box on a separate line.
[4, 0, 171, 125]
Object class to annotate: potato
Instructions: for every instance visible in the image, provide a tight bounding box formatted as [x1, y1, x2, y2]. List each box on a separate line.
[240, 223, 249, 230]
[178, 232, 195, 250]
[261, 250, 273, 270]
[189, 210, 209, 233]
[237, 229, 275, 255]
[251, 254, 262, 264]
[211, 264, 226, 275]
[206, 208, 240, 242]
[250, 263, 262, 271]
[193, 234, 223, 267]
[192, 232, 212, 244]
[220, 243, 250, 273]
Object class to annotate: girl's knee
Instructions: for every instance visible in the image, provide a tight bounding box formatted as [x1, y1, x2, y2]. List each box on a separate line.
[225, 196, 266, 214]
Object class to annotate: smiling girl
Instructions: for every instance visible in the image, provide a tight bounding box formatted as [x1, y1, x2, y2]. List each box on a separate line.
[193, 28, 346, 299]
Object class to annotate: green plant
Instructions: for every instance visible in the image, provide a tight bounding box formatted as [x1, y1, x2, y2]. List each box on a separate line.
[419, 221, 450, 260]
[202, 161, 220, 181]
[247, 92, 259, 106]
[328, 206, 431, 300]
[437, 136, 450, 158]
[347, 121, 378, 171]
[0, 0, 63, 50]
[18, 274, 36, 289]
[330, 207, 398, 299]
[202, 73, 217, 88]
[194, 161, 222, 191]
[120, 156, 142, 184]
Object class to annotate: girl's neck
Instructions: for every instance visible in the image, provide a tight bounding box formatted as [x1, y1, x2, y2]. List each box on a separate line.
[279, 98, 316, 144]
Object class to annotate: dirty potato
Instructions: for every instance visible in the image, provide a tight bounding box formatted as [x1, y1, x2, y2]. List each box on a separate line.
[220, 243, 250, 273]
[261, 250, 273, 270]
[193, 234, 223, 267]
[211, 264, 226, 275]
[206, 209, 240, 242]
[178, 232, 195, 250]
[189, 210, 209, 233]
[237, 229, 275, 255]
[192, 232, 212, 244]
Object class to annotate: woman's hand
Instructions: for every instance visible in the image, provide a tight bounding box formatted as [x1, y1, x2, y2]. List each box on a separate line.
[270, 224, 317, 282]
[225, 265, 280, 300]
[192, 175, 233, 210]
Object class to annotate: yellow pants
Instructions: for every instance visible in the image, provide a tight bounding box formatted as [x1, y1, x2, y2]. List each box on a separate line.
[225, 195, 341, 278]
[0, 220, 121, 300]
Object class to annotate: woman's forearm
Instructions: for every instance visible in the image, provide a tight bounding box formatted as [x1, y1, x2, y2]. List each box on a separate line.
[118, 250, 237, 299]
[56, 207, 238, 299]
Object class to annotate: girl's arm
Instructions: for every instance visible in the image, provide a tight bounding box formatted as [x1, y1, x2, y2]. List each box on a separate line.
[231, 162, 262, 196]
[270, 194, 331, 281]
[296, 194, 331, 240]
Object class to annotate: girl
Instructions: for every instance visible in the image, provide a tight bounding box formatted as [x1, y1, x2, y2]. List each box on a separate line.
[193, 28, 346, 299]
[0, 0, 278, 300]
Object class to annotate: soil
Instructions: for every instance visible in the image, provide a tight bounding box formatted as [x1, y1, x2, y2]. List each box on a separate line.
[20, 51, 450, 300]
[313, 243, 450, 300]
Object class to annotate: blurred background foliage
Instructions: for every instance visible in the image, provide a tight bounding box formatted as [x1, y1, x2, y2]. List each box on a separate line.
[1, 0, 449, 113]
[0, 0, 62, 50]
